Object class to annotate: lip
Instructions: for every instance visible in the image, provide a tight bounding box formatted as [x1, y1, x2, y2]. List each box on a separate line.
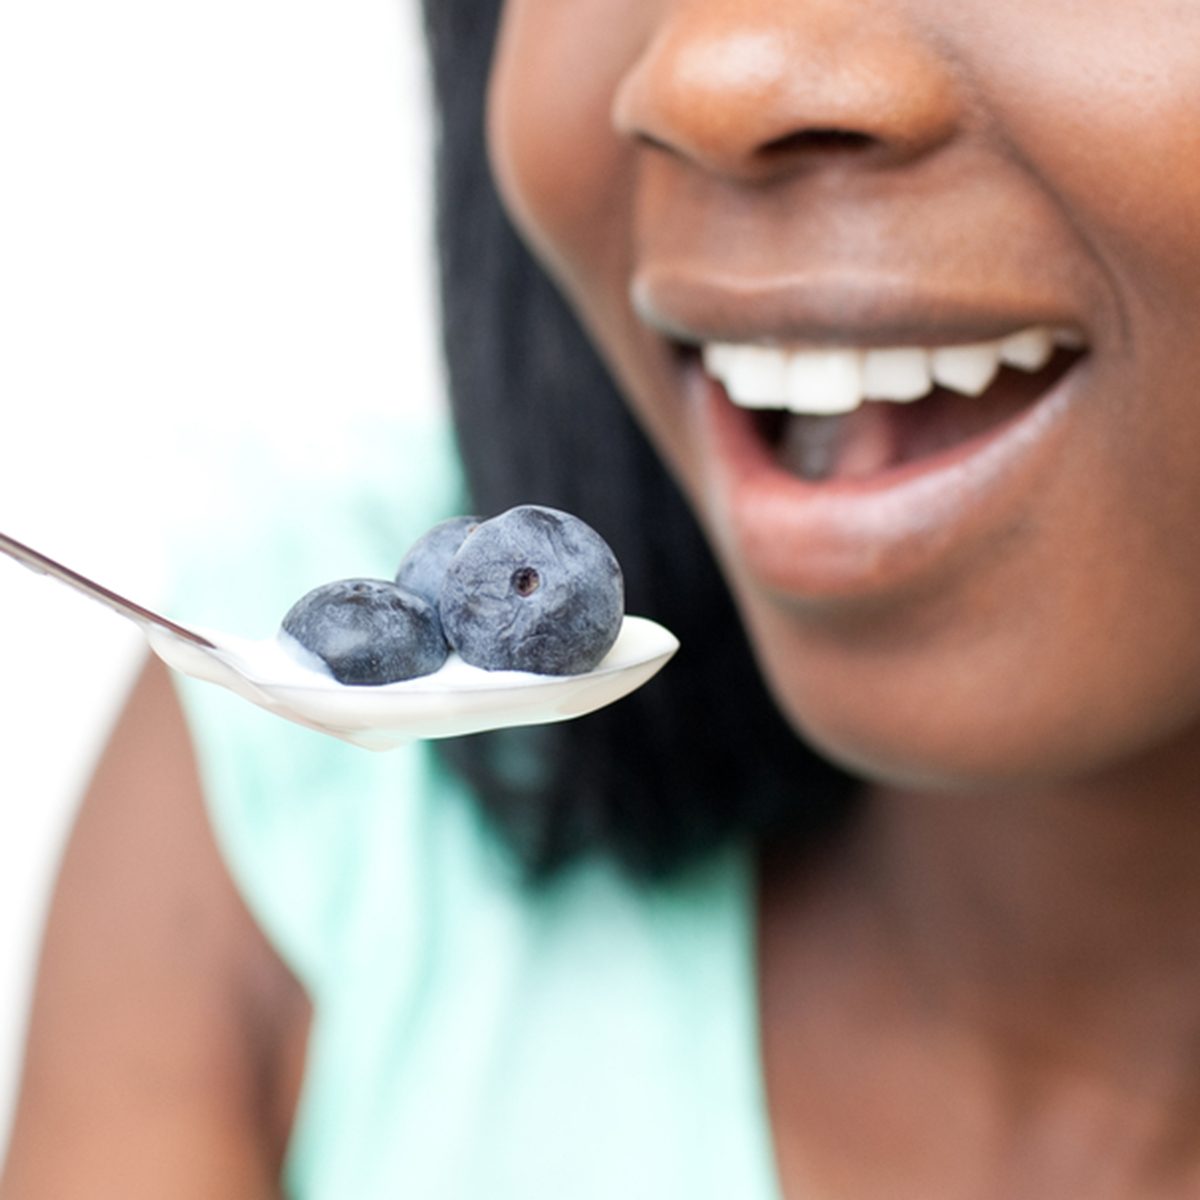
[684, 348, 1087, 602]
[634, 266, 1085, 348]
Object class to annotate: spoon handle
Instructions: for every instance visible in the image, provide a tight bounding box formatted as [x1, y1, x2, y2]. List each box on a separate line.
[0, 530, 216, 649]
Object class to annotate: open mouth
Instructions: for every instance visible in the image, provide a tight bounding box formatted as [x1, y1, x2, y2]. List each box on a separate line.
[695, 327, 1086, 482]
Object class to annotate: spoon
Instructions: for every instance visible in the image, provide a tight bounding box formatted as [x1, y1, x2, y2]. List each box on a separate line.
[0, 530, 679, 749]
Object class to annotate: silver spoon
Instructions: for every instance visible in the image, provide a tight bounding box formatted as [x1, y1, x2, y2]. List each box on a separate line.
[0, 530, 678, 749]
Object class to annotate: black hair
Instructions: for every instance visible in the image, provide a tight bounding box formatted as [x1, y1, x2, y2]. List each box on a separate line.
[421, 0, 860, 881]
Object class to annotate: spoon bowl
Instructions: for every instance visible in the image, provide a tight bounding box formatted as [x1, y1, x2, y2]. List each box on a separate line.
[0, 530, 678, 749]
[148, 616, 676, 748]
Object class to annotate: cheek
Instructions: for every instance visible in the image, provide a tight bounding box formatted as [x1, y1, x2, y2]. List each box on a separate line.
[962, 11, 1200, 316]
[988, 17, 1200, 624]
[487, 0, 641, 291]
[487, 0, 691, 472]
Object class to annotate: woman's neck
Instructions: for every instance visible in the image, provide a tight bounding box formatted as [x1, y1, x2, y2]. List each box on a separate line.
[759, 736, 1200, 1197]
[851, 734, 1200, 1091]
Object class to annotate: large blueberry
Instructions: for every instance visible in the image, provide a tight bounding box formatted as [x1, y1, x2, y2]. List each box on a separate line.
[394, 515, 480, 619]
[280, 578, 447, 685]
[440, 505, 624, 675]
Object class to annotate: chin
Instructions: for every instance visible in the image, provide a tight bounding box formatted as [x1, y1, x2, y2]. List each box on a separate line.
[729, 589, 1187, 800]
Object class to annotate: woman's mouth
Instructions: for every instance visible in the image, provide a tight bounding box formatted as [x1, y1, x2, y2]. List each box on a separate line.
[674, 320, 1090, 600]
[698, 325, 1083, 483]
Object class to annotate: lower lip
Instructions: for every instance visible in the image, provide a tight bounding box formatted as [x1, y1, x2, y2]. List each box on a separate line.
[688, 360, 1083, 601]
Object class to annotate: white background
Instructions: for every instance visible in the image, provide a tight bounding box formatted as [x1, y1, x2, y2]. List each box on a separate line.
[0, 0, 441, 1154]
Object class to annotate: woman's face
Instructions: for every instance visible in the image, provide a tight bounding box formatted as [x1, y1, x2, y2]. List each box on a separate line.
[487, 0, 1200, 793]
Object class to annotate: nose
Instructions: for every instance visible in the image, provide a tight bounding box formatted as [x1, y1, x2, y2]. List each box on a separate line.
[612, 0, 962, 181]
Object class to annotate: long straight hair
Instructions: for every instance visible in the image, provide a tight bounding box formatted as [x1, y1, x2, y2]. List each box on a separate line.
[421, 0, 858, 880]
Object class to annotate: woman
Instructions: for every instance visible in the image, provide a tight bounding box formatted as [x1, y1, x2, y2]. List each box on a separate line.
[7, 0, 1200, 1195]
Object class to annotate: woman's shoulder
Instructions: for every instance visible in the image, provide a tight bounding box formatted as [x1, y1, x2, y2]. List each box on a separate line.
[1, 656, 307, 1196]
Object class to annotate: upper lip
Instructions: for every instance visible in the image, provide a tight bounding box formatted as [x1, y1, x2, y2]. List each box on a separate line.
[631, 265, 1086, 349]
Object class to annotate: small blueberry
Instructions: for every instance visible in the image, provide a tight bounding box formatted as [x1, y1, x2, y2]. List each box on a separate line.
[394, 515, 480, 626]
[281, 578, 447, 685]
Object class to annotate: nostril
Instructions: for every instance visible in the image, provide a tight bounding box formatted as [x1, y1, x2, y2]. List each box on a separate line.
[632, 130, 675, 156]
[761, 128, 877, 158]
[634, 126, 880, 171]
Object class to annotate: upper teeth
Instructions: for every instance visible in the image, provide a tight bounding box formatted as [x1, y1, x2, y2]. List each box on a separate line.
[701, 326, 1075, 416]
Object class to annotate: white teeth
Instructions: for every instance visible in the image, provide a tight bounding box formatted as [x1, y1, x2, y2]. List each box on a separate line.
[703, 344, 786, 409]
[861, 347, 932, 402]
[929, 342, 1001, 396]
[999, 327, 1053, 371]
[700, 343, 734, 377]
[701, 324, 1078, 416]
[786, 348, 862, 415]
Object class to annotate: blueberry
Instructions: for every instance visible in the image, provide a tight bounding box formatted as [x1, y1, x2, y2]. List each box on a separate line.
[280, 578, 448, 685]
[440, 505, 624, 675]
[394, 515, 480, 618]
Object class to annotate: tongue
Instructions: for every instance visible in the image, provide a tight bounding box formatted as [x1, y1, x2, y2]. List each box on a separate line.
[774, 363, 1064, 483]
[778, 406, 894, 480]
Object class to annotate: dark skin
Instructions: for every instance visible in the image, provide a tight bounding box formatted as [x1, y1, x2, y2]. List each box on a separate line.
[0, 659, 309, 1199]
[7, 0, 1200, 1195]
[487, 0, 1200, 1194]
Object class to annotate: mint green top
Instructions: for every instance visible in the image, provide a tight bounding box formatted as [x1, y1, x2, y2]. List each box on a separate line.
[170, 413, 781, 1199]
